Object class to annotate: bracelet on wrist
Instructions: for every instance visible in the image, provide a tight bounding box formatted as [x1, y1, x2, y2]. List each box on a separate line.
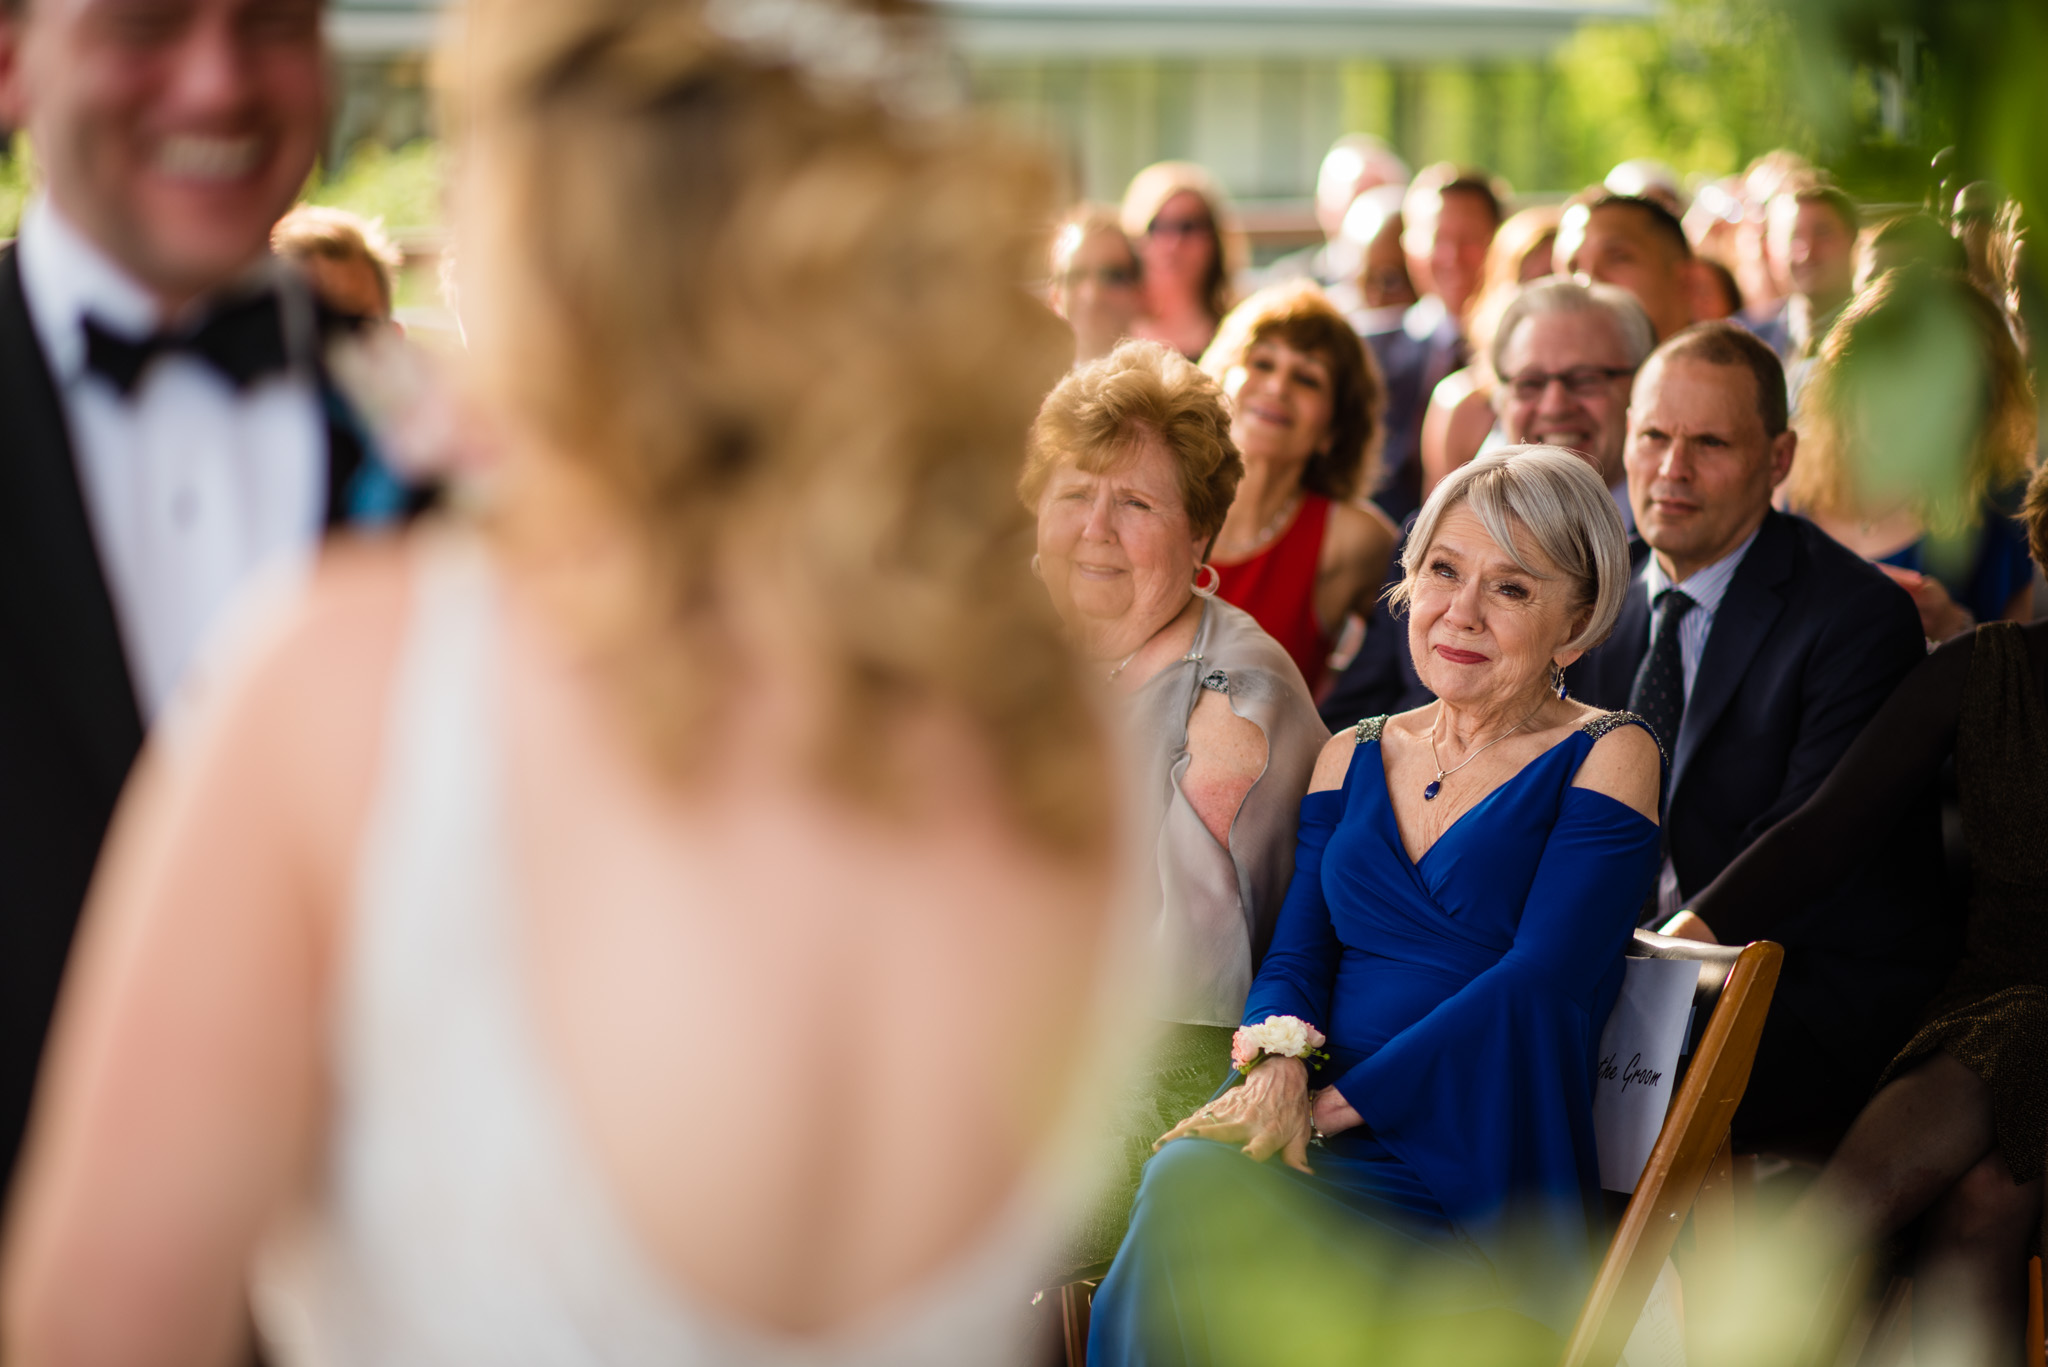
[1230, 1015, 1329, 1078]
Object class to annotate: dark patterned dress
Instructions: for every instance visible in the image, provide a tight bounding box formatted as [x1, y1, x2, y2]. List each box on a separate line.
[1692, 620, 2048, 1180]
[1877, 624, 2048, 1180]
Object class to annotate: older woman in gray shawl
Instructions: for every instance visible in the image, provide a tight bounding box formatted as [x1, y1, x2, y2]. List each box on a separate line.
[1025, 340, 1329, 1271]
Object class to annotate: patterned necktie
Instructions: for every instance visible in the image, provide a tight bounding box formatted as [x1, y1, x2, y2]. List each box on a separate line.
[82, 289, 289, 397]
[1629, 588, 1697, 769]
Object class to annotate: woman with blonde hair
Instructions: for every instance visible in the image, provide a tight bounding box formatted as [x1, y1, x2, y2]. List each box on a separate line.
[1199, 281, 1399, 694]
[1048, 204, 1145, 366]
[1088, 446, 1663, 1363]
[1122, 160, 1248, 361]
[2, 1, 1125, 1362]
[1785, 266, 2037, 640]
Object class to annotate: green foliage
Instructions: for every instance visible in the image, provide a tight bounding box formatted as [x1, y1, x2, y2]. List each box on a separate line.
[304, 139, 444, 236]
[0, 134, 37, 238]
[1551, 0, 1818, 187]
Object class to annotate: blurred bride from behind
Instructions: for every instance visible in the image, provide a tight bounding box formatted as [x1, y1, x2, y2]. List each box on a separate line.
[1, 1, 1124, 1363]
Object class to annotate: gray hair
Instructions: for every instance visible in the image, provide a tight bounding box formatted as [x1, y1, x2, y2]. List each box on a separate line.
[1390, 444, 1632, 655]
[1488, 277, 1656, 386]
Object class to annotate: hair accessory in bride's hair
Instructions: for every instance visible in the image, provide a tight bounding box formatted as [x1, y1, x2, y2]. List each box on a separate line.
[698, 0, 962, 117]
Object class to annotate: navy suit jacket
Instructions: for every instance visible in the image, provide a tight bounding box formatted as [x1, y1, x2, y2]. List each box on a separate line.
[1566, 509, 1951, 1066]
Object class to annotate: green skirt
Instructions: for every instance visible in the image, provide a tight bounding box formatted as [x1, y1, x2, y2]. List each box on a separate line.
[1058, 1023, 1236, 1279]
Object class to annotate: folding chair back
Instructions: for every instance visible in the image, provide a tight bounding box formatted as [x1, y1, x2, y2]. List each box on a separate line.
[1560, 932, 1783, 1367]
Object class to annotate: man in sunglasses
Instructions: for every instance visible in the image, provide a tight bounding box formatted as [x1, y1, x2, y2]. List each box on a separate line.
[1489, 277, 1658, 529]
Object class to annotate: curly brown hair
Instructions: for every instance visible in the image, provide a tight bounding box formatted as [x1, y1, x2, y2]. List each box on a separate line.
[1198, 280, 1386, 503]
[1022, 340, 1244, 542]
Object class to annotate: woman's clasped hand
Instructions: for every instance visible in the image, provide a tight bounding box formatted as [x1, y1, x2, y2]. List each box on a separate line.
[1154, 1057, 1367, 1174]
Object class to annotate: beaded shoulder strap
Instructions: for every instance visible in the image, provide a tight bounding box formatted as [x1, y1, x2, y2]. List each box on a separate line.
[1578, 709, 1668, 769]
[1351, 715, 1387, 744]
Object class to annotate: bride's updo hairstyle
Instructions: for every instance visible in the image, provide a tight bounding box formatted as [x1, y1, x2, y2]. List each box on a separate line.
[449, 0, 1105, 855]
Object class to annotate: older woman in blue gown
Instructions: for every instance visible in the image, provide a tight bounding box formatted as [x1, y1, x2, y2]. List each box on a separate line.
[1089, 445, 1665, 1364]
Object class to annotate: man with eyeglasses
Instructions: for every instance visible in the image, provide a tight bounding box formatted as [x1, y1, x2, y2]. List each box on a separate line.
[1489, 278, 1657, 530]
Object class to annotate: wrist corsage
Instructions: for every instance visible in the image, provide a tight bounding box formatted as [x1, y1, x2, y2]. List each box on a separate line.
[1230, 1015, 1329, 1077]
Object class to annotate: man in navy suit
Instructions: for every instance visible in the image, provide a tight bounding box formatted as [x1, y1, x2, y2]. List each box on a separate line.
[1566, 322, 1948, 1153]
[0, 0, 406, 1197]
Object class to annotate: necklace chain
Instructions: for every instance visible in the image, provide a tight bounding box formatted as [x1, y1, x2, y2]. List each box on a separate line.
[1219, 490, 1302, 560]
[1425, 702, 1547, 798]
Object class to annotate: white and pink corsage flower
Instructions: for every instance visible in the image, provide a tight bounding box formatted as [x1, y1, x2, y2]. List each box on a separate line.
[1230, 1015, 1329, 1077]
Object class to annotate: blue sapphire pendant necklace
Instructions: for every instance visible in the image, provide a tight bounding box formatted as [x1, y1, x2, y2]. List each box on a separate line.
[1423, 704, 1542, 800]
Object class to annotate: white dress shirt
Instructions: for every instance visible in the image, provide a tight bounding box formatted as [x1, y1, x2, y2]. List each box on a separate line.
[17, 195, 325, 721]
[1639, 522, 1761, 919]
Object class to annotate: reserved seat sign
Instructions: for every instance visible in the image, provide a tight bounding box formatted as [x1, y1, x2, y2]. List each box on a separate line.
[1594, 956, 1702, 1193]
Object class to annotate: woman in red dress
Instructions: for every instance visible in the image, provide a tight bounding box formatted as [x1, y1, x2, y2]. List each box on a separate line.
[1202, 282, 1400, 694]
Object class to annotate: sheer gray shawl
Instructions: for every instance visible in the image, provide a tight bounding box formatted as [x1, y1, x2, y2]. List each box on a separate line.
[1122, 598, 1330, 1027]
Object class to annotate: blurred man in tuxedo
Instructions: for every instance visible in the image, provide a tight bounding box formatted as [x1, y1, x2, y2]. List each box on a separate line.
[1566, 322, 1945, 1152]
[0, 0, 396, 1193]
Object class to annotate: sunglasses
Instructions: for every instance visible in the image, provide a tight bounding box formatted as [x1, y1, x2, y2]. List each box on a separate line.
[1058, 264, 1140, 289]
[1148, 214, 1213, 242]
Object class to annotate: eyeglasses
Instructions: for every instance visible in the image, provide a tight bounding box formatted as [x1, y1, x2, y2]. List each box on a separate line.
[1057, 264, 1140, 289]
[1505, 365, 1635, 402]
[1148, 215, 1213, 241]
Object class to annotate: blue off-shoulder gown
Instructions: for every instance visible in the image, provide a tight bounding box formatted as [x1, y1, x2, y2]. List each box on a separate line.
[1088, 713, 1663, 1365]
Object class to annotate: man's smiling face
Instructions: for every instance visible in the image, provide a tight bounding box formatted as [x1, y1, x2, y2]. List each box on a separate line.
[0, 0, 331, 313]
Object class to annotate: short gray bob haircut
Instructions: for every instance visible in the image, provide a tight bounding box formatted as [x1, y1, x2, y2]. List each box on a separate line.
[1390, 444, 1633, 654]
[1488, 277, 1657, 385]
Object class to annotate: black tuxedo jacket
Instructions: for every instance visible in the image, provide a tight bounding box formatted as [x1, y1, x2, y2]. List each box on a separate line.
[0, 242, 378, 1192]
[1566, 510, 1951, 1083]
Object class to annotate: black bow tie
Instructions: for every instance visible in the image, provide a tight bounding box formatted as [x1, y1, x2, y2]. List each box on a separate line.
[82, 289, 291, 397]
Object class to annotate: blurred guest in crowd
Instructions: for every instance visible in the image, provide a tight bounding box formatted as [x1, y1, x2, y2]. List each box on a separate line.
[1122, 161, 1245, 361]
[1416, 204, 1565, 493]
[1263, 133, 1411, 290]
[1369, 163, 1504, 521]
[1751, 182, 1859, 368]
[1201, 283, 1399, 694]
[1025, 339, 1327, 1272]
[1326, 184, 1414, 336]
[1685, 456, 2048, 1367]
[1683, 177, 1746, 283]
[1605, 158, 1687, 218]
[0, 0, 413, 1200]
[1951, 181, 2008, 300]
[1785, 266, 2037, 639]
[3, 2, 1125, 1361]
[1568, 322, 1943, 1153]
[1732, 149, 1817, 326]
[1555, 192, 1698, 342]
[1485, 279, 1656, 516]
[272, 204, 402, 325]
[1090, 446, 1661, 1363]
[1691, 257, 1743, 322]
[1855, 211, 1969, 295]
[1049, 205, 1145, 367]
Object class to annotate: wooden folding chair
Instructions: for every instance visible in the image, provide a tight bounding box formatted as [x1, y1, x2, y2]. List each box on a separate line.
[1560, 931, 1784, 1367]
[2028, 1255, 2044, 1367]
